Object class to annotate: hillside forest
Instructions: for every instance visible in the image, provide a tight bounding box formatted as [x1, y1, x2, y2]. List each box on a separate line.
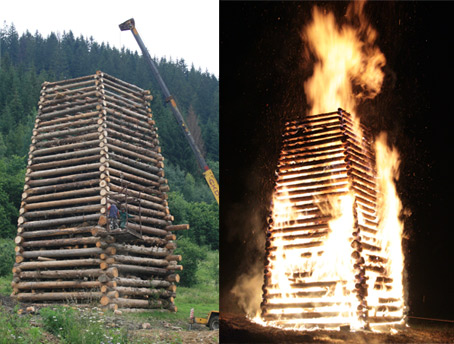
[0, 23, 219, 287]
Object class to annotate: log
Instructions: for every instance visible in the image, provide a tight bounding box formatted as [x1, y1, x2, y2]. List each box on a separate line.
[166, 274, 180, 283]
[108, 184, 167, 210]
[20, 226, 95, 239]
[166, 265, 183, 271]
[107, 198, 166, 219]
[113, 297, 171, 309]
[107, 127, 159, 153]
[35, 124, 99, 141]
[16, 292, 103, 302]
[38, 103, 99, 121]
[19, 267, 117, 279]
[107, 136, 163, 161]
[114, 277, 171, 288]
[139, 235, 167, 247]
[107, 143, 162, 166]
[22, 204, 103, 219]
[108, 160, 163, 183]
[109, 152, 162, 175]
[116, 286, 174, 298]
[109, 166, 160, 188]
[43, 78, 95, 92]
[104, 92, 148, 116]
[100, 78, 145, 103]
[38, 109, 99, 127]
[126, 222, 168, 237]
[35, 117, 99, 134]
[104, 100, 150, 123]
[111, 264, 168, 276]
[12, 280, 108, 290]
[21, 236, 101, 248]
[107, 113, 155, 143]
[24, 195, 102, 210]
[22, 214, 100, 229]
[20, 247, 103, 259]
[32, 139, 100, 157]
[25, 172, 100, 189]
[127, 214, 169, 227]
[18, 258, 101, 270]
[44, 74, 96, 88]
[27, 163, 101, 179]
[165, 255, 182, 262]
[31, 147, 102, 164]
[24, 185, 100, 203]
[110, 243, 169, 258]
[115, 254, 169, 267]
[34, 132, 100, 149]
[165, 224, 189, 231]
[100, 72, 146, 94]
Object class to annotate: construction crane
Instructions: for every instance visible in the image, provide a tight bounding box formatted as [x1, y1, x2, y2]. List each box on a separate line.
[119, 18, 219, 204]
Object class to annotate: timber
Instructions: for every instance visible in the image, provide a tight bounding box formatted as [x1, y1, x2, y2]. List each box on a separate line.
[14, 72, 186, 312]
[12, 280, 110, 290]
[18, 267, 118, 279]
[17, 292, 103, 302]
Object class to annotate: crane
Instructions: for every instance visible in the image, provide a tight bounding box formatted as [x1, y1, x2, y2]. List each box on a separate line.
[119, 18, 219, 204]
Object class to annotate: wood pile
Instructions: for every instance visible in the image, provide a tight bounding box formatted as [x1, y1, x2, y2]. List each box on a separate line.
[12, 71, 188, 311]
[261, 109, 404, 330]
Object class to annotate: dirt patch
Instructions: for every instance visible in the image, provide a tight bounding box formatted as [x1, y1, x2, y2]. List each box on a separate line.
[0, 294, 21, 310]
[220, 312, 454, 343]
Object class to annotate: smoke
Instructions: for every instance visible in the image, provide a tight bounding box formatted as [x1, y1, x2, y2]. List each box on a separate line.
[230, 262, 264, 317]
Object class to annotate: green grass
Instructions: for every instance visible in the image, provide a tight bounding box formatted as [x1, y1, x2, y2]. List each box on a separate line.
[0, 305, 46, 344]
[0, 274, 12, 296]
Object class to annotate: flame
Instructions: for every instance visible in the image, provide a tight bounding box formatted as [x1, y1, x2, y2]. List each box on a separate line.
[259, 1, 405, 332]
[303, 4, 386, 116]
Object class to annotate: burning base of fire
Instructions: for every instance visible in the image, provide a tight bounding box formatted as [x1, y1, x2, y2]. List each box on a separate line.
[259, 109, 405, 332]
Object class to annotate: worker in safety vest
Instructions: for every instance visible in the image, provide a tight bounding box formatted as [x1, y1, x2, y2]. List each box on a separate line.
[119, 204, 134, 229]
[107, 202, 119, 230]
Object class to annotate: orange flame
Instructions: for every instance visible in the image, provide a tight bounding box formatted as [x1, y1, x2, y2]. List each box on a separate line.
[303, 4, 386, 115]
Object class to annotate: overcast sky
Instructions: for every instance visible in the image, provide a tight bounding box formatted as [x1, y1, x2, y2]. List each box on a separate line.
[1, 0, 219, 77]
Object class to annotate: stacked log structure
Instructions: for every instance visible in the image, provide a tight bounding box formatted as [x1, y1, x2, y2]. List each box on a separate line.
[12, 71, 188, 311]
[261, 109, 404, 330]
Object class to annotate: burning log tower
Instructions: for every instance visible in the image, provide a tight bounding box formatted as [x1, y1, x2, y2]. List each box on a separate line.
[261, 109, 405, 331]
[12, 71, 187, 311]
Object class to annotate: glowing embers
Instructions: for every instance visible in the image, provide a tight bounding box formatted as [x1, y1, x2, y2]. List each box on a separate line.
[261, 109, 405, 331]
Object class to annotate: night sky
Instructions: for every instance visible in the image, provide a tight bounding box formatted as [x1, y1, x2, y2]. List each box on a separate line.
[220, 1, 453, 321]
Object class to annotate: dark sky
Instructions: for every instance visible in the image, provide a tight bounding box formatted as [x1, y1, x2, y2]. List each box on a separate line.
[220, 1, 453, 320]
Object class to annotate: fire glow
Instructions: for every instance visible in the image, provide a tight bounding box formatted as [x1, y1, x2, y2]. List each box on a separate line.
[258, 3, 405, 332]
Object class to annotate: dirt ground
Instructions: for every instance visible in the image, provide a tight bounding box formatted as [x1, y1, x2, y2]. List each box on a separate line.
[220, 312, 454, 344]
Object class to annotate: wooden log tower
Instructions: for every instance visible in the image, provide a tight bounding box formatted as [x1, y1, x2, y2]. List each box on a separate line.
[12, 71, 188, 311]
[261, 109, 405, 330]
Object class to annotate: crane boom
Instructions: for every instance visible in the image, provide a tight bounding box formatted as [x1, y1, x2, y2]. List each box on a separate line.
[119, 18, 219, 204]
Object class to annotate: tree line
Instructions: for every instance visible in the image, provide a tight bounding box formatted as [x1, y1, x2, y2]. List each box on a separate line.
[0, 23, 218, 285]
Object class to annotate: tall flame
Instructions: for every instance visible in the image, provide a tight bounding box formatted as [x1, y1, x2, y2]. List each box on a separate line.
[303, 3, 386, 115]
[259, 1, 405, 332]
